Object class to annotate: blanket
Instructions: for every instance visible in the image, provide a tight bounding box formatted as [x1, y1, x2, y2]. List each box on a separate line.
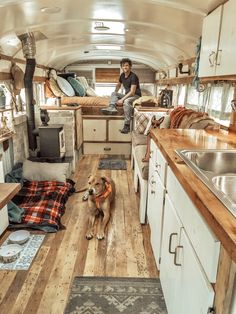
[12, 180, 74, 232]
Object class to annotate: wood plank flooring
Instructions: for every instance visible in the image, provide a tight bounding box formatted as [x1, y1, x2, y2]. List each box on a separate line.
[0, 155, 158, 314]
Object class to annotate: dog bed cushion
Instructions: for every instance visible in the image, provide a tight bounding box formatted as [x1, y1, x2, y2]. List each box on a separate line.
[23, 160, 69, 182]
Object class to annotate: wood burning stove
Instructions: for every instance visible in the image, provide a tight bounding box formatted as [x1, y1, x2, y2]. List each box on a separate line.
[38, 124, 65, 158]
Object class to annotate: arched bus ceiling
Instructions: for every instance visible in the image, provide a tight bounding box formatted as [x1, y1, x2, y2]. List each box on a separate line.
[0, 0, 224, 70]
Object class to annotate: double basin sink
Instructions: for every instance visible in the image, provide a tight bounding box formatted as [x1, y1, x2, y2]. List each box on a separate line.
[175, 149, 236, 218]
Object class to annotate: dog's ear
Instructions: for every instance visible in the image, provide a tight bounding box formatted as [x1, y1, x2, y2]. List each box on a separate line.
[101, 176, 111, 183]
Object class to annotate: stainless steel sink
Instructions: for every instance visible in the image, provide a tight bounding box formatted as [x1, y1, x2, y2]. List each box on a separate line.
[182, 151, 236, 174]
[175, 149, 236, 218]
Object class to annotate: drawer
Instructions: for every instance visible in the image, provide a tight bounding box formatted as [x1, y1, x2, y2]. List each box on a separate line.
[83, 119, 106, 141]
[0, 206, 9, 236]
[83, 143, 131, 155]
[108, 120, 131, 142]
[166, 166, 220, 283]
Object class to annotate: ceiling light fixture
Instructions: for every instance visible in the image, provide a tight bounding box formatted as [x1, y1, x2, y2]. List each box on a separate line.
[94, 22, 110, 31]
[96, 45, 121, 50]
[40, 7, 61, 14]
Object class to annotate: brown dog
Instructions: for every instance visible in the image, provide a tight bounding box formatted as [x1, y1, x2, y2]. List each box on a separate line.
[142, 116, 165, 162]
[86, 175, 115, 240]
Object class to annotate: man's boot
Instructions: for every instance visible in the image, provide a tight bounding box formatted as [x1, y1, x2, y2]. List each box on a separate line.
[101, 104, 118, 115]
[120, 123, 130, 134]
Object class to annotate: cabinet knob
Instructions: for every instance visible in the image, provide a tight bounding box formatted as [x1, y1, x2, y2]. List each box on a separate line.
[155, 162, 161, 169]
[93, 129, 96, 132]
[151, 190, 155, 194]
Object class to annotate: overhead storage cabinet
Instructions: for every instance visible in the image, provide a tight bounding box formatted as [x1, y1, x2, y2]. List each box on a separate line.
[199, 0, 236, 77]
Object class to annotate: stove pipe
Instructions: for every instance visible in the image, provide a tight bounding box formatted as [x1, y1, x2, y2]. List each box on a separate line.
[19, 32, 37, 151]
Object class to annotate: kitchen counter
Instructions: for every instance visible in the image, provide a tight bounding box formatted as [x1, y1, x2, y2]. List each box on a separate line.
[150, 128, 236, 262]
[0, 183, 21, 209]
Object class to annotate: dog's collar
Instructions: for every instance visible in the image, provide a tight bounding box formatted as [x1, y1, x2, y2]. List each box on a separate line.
[94, 182, 112, 208]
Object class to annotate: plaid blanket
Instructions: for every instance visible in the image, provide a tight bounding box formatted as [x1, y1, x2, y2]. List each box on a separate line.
[13, 180, 74, 232]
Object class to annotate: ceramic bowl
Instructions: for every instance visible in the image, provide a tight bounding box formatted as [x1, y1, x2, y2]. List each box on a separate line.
[8, 230, 30, 245]
[0, 244, 22, 263]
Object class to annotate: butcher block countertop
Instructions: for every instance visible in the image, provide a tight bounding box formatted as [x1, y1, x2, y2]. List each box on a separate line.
[0, 183, 21, 209]
[150, 128, 236, 262]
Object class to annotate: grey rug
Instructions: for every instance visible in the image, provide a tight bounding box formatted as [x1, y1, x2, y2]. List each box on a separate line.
[0, 234, 45, 270]
[64, 277, 167, 314]
[98, 159, 127, 170]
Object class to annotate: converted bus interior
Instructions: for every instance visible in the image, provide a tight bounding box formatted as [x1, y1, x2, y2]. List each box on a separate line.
[0, 0, 236, 313]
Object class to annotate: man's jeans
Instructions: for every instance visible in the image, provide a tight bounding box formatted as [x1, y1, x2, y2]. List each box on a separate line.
[110, 92, 140, 124]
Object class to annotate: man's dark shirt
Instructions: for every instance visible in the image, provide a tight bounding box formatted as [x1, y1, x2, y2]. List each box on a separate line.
[119, 71, 141, 96]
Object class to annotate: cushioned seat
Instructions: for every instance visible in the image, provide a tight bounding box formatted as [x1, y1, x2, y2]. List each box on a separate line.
[131, 131, 147, 147]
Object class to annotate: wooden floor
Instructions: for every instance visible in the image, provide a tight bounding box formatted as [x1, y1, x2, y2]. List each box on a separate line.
[0, 155, 158, 314]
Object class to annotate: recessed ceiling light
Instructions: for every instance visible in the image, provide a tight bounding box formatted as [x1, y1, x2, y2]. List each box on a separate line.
[94, 22, 110, 31]
[96, 45, 121, 50]
[40, 7, 61, 14]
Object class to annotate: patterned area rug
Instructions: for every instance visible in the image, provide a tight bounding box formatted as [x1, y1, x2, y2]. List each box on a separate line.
[0, 234, 45, 270]
[98, 158, 127, 170]
[64, 277, 167, 314]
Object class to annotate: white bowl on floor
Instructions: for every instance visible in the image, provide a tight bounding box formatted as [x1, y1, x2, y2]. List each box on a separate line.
[8, 230, 30, 245]
[0, 244, 22, 263]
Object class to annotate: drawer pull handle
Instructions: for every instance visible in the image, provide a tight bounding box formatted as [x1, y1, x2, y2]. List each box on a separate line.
[104, 147, 111, 151]
[151, 190, 155, 194]
[174, 245, 183, 266]
[168, 232, 177, 254]
[151, 180, 156, 184]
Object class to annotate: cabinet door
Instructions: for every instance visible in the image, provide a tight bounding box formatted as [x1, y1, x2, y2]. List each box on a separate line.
[198, 5, 222, 77]
[147, 169, 165, 269]
[108, 119, 131, 142]
[216, 0, 236, 75]
[83, 119, 106, 141]
[176, 228, 214, 314]
[160, 194, 182, 314]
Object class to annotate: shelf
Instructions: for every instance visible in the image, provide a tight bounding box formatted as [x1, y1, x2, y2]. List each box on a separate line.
[0, 108, 13, 113]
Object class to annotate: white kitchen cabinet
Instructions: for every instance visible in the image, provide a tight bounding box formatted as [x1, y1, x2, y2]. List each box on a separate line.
[216, 0, 236, 76]
[160, 194, 182, 314]
[147, 140, 167, 268]
[160, 194, 215, 314]
[147, 165, 165, 269]
[198, 5, 222, 77]
[199, 0, 236, 77]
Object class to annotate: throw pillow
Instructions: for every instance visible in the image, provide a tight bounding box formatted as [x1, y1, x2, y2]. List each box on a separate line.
[23, 160, 69, 182]
[86, 86, 97, 96]
[134, 112, 150, 134]
[67, 77, 85, 96]
[133, 96, 159, 107]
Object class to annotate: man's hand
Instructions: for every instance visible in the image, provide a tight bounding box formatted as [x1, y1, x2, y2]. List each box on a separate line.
[116, 99, 124, 106]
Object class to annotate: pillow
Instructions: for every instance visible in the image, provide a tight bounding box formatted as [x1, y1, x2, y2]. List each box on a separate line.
[160, 115, 171, 129]
[23, 160, 69, 182]
[49, 78, 65, 97]
[76, 76, 89, 89]
[140, 88, 153, 96]
[134, 112, 150, 134]
[133, 96, 159, 107]
[86, 86, 97, 97]
[56, 76, 75, 97]
[67, 77, 85, 96]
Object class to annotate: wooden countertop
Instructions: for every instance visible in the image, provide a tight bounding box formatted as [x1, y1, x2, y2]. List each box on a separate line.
[0, 183, 21, 209]
[150, 128, 236, 262]
[40, 105, 81, 110]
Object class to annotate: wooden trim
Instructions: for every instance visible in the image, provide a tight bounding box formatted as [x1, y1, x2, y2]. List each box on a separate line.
[156, 76, 194, 85]
[33, 76, 46, 82]
[200, 75, 236, 82]
[96, 68, 120, 83]
[214, 246, 236, 314]
[0, 72, 12, 81]
[0, 53, 49, 70]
